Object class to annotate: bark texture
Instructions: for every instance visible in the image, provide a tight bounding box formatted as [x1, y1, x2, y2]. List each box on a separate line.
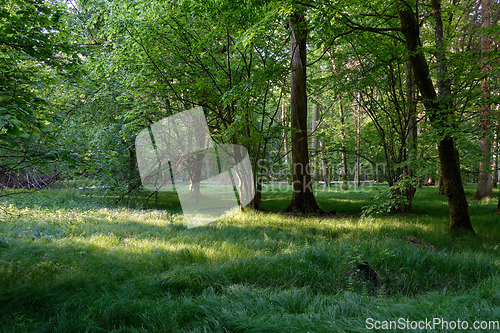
[286, 11, 322, 213]
[472, 0, 493, 200]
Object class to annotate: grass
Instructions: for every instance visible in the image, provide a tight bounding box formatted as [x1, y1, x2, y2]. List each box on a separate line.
[0, 183, 499, 332]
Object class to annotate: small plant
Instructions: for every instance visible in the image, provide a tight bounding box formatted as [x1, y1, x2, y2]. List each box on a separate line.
[361, 178, 416, 216]
[377, 283, 388, 298]
[346, 246, 364, 267]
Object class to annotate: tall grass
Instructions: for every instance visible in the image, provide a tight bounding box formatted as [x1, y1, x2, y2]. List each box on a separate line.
[0, 184, 498, 332]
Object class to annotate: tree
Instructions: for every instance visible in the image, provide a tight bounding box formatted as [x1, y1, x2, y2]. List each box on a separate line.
[0, 0, 77, 180]
[338, 104, 348, 190]
[282, 104, 291, 182]
[311, 102, 320, 180]
[73, 0, 290, 207]
[430, 0, 450, 196]
[330, 29, 419, 212]
[405, 61, 418, 200]
[354, 94, 361, 187]
[398, 0, 474, 232]
[286, 8, 322, 213]
[472, 0, 494, 200]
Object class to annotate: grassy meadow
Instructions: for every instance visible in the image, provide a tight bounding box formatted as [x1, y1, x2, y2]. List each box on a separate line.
[0, 183, 499, 332]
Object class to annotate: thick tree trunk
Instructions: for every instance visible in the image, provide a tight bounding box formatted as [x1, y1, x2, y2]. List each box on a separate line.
[431, 0, 450, 197]
[398, 1, 473, 232]
[286, 11, 322, 213]
[431, 0, 449, 98]
[403, 61, 417, 213]
[472, 0, 494, 200]
[438, 137, 473, 228]
[249, 176, 262, 209]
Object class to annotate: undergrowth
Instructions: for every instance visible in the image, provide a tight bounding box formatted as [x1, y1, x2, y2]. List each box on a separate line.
[0, 184, 498, 332]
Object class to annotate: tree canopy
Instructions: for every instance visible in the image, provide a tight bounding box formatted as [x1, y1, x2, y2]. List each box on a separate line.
[1, 0, 499, 231]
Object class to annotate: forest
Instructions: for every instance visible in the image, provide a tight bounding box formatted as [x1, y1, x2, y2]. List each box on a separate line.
[1, 0, 499, 331]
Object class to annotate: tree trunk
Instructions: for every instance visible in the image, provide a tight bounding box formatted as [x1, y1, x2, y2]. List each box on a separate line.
[339, 104, 348, 190]
[438, 137, 473, 229]
[319, 106, 329, 187]
[128, 145, 139, 191]
[286, 10, 322, 213]
[320, 140, 330, 187]
[436, 172, 445, 194]
[403, 61, 417, 213]
[431, 0, 450, 197]
[249, 147, 262, 210]
[249, 176, 262, 209]
[436, 151, 445, 195]
[311, 103, 319, 180]
[281, 104, 292, 184]
[398, 1, 474, 232]
[187, 152, 204, 200]
[354, 96, 361, 187]
[472, 0, 494, 200]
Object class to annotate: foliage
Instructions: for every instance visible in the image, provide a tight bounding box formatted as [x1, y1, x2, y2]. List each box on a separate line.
[0, 0, 499, 329]
[361, 179, 417, 217]
[0, 0, 81, 180]
[1, 0, 498, 217]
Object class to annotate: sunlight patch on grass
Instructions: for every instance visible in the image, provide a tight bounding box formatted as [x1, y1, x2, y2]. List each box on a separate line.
[1, 187, 499, 331]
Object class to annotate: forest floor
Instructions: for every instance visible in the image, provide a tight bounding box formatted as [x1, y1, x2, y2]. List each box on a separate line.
[0, 184, 499, 332]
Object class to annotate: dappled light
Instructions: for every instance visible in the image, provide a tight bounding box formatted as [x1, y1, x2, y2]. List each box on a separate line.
[1, 0, 499, 330]
[1, 186, 500, 330]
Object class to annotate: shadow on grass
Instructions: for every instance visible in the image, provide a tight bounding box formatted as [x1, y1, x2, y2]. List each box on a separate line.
[1, 205, 498, 300]
[1, 185, 499, 331]
[1, 186, 499, 297]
